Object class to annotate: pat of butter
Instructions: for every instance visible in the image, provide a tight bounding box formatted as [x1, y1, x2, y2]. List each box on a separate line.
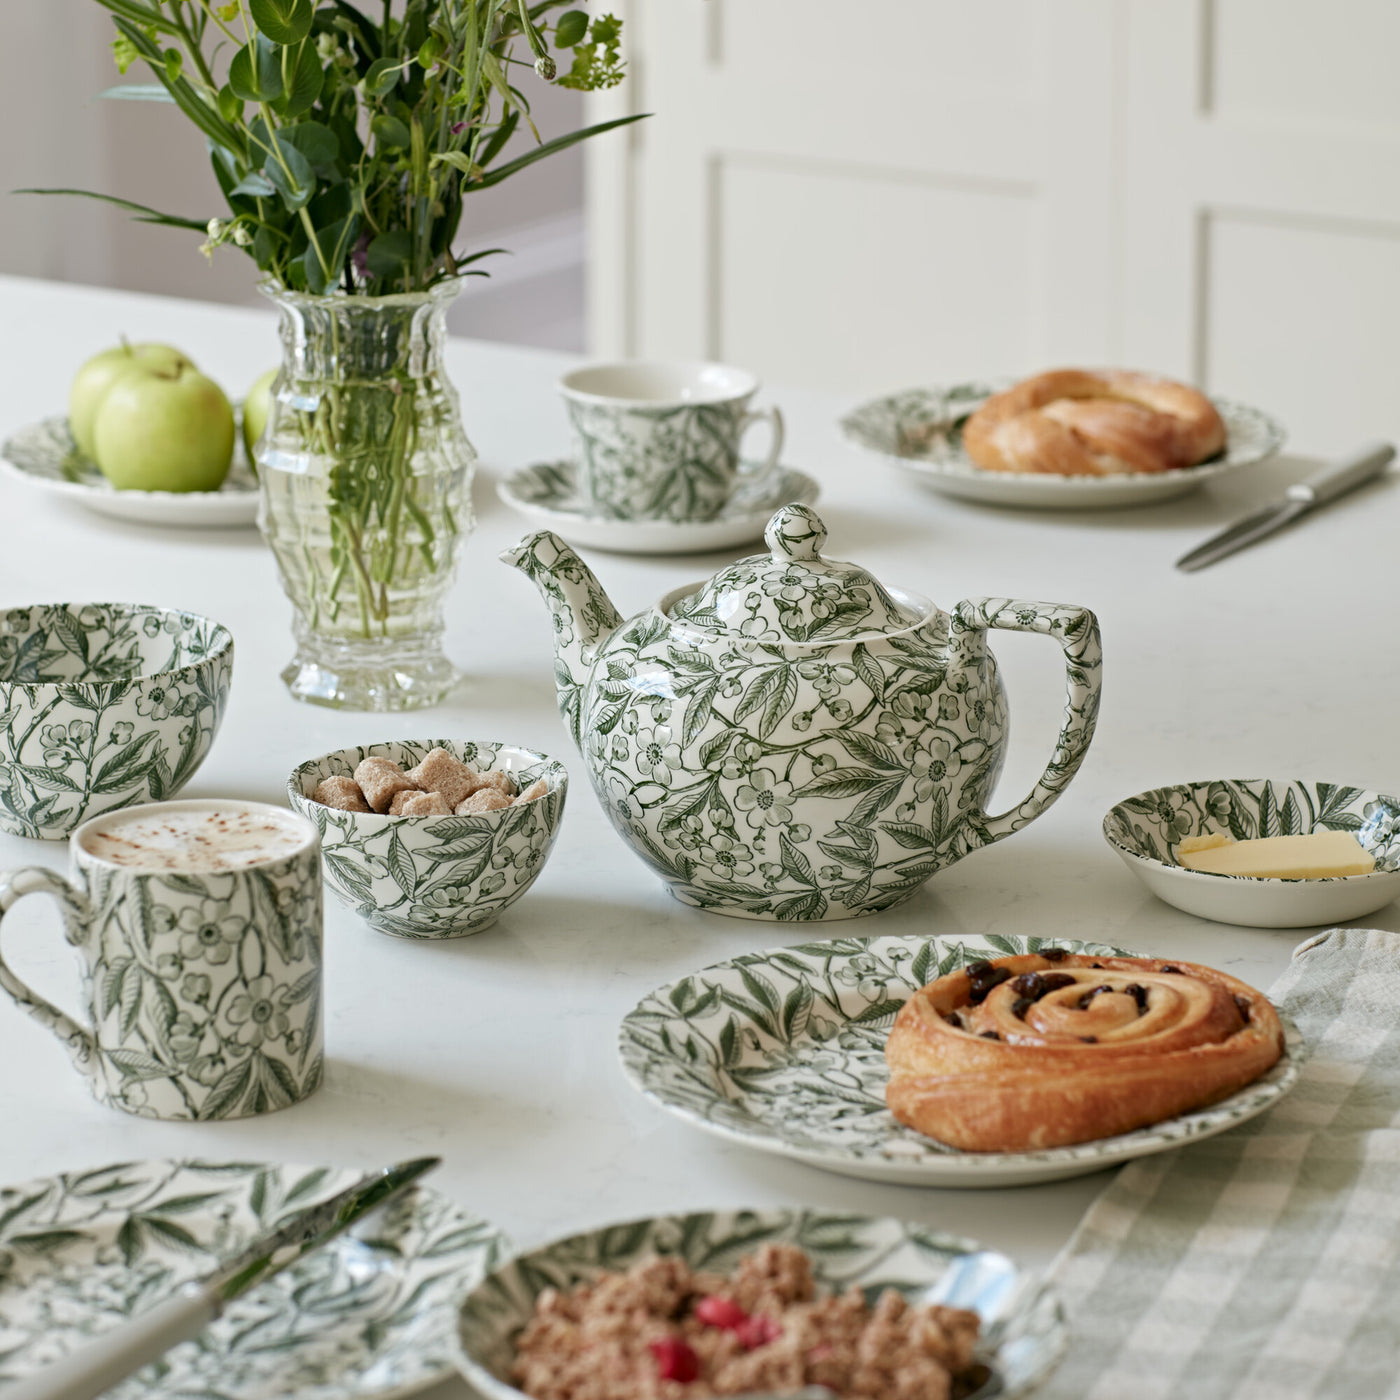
[1178, 832, 1234, 856]
[1177, 830, 1375, 879]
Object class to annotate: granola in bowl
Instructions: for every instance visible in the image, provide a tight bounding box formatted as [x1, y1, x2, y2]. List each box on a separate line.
[453, 1209, 1065, 1400]
[511, 1243, 981, 1400]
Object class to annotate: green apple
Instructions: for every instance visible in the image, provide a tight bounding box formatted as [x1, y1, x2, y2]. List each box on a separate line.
[69, 342, 194, 460]
[93, 361, 236, 493]
[240, 367, 279, 472]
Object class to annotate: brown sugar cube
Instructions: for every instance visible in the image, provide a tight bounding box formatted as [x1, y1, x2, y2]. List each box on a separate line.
[353, 756, 419, 813]
[455, 789, 513, 815]
[312, 775, 371, 812]
[474, 767, 518, 799]
[404, 747, 479, 808]
[514, 778, 549, 805]
[389, 790, 452, 816]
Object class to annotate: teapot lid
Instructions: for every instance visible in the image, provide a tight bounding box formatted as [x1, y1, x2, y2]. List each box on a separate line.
[668, 504, 921, 643]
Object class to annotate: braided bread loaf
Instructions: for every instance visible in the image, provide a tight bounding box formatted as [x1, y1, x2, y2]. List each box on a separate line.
[962, 369, 1226, 476]
[885, 951, 1283, 1152]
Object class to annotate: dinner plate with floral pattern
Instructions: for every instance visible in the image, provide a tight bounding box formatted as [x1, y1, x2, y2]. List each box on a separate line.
[454, 1207, 1067, 1400]
[0, 1159, 507, 1399]
[840, 381, 1286, 508]
[498, 461, 820, 554]
[1, 416, 259, 527]
[620, 934, 1304, 1187]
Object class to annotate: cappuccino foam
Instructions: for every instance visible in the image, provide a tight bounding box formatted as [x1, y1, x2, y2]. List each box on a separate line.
[81, 803, 310, 872]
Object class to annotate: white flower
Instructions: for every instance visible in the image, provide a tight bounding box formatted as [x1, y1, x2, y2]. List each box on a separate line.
[734, 768, 795, 829]
[635, 726, 682, 786]
[911, 736, 961, 802]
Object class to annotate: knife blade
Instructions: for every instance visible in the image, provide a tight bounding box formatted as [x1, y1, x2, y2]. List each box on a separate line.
[1176, 441, 1394, 572]
[4, 1157, 440, 1400]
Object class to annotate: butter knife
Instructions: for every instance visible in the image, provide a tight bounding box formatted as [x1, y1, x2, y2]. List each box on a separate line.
[4, 1156, 441, 1400]
[1175, 441, 1395, 572]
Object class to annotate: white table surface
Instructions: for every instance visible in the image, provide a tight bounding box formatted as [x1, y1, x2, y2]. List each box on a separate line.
[0, 273, 1396, 1398]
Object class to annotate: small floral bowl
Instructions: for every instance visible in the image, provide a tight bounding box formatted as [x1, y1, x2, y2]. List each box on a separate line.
[452, 1207, 1066, 1400]
[1103, 778, 1400, 928]
[287, 739, 568, 940]
[0, 603, 234, 840]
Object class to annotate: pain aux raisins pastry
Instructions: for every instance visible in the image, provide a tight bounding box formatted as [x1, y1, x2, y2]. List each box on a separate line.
[885, 951, 1284, 1152]
[962, 369, 1226, 476]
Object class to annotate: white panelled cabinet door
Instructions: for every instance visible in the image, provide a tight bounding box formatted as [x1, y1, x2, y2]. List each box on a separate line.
[588, 0, 1400, 455]
[586, 0, 1120, 396]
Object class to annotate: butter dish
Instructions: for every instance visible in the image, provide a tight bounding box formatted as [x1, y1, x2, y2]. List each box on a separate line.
[1102, 779, 1400, 928]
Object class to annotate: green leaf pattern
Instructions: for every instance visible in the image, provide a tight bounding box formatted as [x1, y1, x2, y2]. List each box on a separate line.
[288, 740, 567, 939]
[454, 1208, 1067, 1400]
[619, 934, 1306, 1181]
[0, 604, 233, 839]
[0, 1159, 506, 1399]
[532, 588, 1097, 919]
[565, 396, 757, 523]
[840, 380, 1288, 482]
[52, 839, 323, 1121]
[1104, 778, 1400, 873]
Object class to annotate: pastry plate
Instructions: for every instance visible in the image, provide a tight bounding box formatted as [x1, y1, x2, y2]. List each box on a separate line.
[498, 461, 820, 554]
[619, 934, 1304, 1188]
[840, 381, 1286, 508]
[0, 1158, 507, 1399]
[1, 414, 259, 526]
[1105, 778, 1400, 928]
[454, 1207, 1066, 1400]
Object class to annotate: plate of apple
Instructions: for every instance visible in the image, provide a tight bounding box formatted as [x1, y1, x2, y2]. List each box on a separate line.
[0, 342, 276, 527]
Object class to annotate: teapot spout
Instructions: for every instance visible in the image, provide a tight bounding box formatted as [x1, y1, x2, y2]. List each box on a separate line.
[500, 531, 624, 748]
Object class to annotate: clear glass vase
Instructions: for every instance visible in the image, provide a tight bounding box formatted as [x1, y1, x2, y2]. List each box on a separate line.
[256, 280, 475, 711]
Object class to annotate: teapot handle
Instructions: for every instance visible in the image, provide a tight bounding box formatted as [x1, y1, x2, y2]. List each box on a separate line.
[951, 598, 1102, 845]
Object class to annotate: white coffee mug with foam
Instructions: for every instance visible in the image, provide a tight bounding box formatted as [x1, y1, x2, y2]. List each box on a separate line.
[0, 798, 323, 1120]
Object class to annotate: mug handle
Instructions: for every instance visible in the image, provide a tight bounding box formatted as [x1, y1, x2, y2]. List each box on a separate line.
[737, 405, 785, 477]
[0, 867, 98, 1073]
[950, 598, 1103, 846]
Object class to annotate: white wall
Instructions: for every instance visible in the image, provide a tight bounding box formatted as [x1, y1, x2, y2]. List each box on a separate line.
[0, 1, 586, 349]
[589, 0, 1400, 456]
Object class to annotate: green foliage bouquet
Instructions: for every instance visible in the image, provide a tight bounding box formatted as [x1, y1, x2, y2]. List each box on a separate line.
[63, 0, 637, 295]
[43, 1, 641, 712]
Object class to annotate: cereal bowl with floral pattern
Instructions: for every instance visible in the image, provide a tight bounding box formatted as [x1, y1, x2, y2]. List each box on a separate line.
[453, 1207, 1066, 1400]
[288, 739, 568, 940]
[0, 603, 234, 840]
[1104, 778, 1400, 928]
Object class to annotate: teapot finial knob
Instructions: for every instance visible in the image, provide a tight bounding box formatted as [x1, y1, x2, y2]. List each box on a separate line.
[765, 504, 827, 562]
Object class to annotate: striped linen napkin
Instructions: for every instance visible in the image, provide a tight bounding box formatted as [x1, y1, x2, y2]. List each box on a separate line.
[1039, 927, 1400, 1400]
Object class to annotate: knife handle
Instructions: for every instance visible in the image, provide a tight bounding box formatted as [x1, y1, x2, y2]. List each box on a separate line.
[3, 1283, 216, 1400]
[1288, 441, 1395, 507]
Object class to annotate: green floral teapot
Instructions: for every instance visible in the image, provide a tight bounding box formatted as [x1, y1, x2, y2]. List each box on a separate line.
[504, 504, 1101, 921]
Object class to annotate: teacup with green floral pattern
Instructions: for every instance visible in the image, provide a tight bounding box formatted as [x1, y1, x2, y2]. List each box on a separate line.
[560, 361, 785, 522]
[0, 798, 323, 1120]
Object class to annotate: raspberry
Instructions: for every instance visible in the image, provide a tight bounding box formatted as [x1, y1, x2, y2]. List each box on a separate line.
[734, 1315, 782, 1350]
[694, 1295, 748, 1330]
[648, 1336, 700, 1383]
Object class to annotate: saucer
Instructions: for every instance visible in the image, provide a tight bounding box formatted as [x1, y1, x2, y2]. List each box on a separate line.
[840, 381, 1286, 508]
[1, 415, 259, 527]
[498, 461, 820, 554]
